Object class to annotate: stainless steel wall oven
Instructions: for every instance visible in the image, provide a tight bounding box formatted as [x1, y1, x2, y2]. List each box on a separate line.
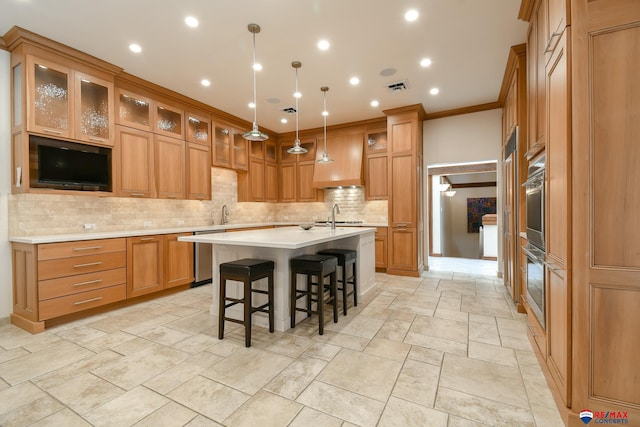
[524, 155, 545, 250]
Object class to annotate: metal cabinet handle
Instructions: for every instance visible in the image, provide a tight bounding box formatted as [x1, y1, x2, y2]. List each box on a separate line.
[73, 246, 102, 251]
[140, 237, 155, 241]
[544, 20, 564, 53]
[88, 136, 105, 142]
[527, 324, 537, 337]
[74, 296, 103, 305]
[131, 193, 145, 197]
[73, 279, 103, 287]
[73, 261, 102, 268]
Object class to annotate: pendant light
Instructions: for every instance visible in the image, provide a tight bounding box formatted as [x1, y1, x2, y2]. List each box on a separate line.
[287, 61, 307, 154]
[317, 86, 334, 163]
[242, 23, 269, 142]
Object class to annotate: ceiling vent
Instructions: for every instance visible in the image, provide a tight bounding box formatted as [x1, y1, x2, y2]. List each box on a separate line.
[385, 79, 411, 93]
[281, 106, 297, 114]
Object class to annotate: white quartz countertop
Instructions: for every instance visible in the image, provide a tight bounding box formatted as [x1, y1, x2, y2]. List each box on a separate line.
[9, 222, 386, 244]
[179, 226, 376, 249]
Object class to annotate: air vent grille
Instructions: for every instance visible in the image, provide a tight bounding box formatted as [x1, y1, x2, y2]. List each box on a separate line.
[385, 79, 410, 92]
[281, 106, 297, 114]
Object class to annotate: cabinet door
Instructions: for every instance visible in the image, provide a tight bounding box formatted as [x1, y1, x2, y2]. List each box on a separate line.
[546, 265, 570, 405]
[297, 162, 317, 201]
[545, 31, 569, 266]
[127, 236, 163, 298]
[213, 124, 232, 167]
[365, 154, 388, 200]
[249, 140, 264, 159]
[115, 125, 155, 198]
[526, 15, 539, 156]
[155, 102, 184, 139]
[265, 161, 278, 202]
[388, 115, 415, 155]
[387, 227, 417, 272]
[375, 228, 388, 269]
[116, 89, 152, 131]
[265, 141, 277, 162]
[389, 154, 416, 226]
[27, 56, 73, 138]
[250, 159, 265, 201]
[74, 71, 114, 146]
[546, 0, 568, 57]
[187, 142, 211, 200]
[164, 233, 194, 289]
[232, 133, 248, 171]
[155, 135, 186, 199]
[279, 163, 296, 202]
[186, 113, 211, 146]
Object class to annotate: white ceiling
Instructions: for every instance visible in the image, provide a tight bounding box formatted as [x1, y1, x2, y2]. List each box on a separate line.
[1, 0, 528, 133]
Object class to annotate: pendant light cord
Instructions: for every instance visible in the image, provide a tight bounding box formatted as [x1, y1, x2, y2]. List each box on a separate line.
[323, 90, 327, 152]
[295, 67, 299, 143]
[252, 31, 258, 126]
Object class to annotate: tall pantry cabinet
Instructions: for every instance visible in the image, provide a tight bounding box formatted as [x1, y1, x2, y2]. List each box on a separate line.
[384, 105, 425, 277]
[518, 0, 640, 425]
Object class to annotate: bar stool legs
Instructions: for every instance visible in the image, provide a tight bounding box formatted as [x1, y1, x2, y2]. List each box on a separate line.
[218, 259, 275, 347]
[290, 254, 338, 335]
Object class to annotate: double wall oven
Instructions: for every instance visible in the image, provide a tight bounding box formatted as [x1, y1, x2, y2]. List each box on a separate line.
[523, 155, 545, 328]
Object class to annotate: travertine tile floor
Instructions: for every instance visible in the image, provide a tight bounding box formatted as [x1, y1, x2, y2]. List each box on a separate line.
[0, 270, 564, 426]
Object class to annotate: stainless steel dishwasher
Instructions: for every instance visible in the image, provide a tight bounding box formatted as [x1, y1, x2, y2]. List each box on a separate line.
[193, 229, 224, 287]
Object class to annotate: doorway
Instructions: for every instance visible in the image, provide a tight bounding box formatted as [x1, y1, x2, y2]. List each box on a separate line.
[427, 162, 499, 271]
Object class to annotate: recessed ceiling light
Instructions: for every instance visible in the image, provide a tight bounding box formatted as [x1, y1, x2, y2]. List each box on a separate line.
[200, 79, 211, 87]
[185, 16, 199, 28]
[248, 102, 256, 108]
[430, 87, 440, 95]
[420, 58, 432, 67]
[281, 118, 288, 124]
[405, 9, 419, 22]
[350, 77, 360, 85]
[129, 43, 142, 53]
[370, 100, 380, 107]
[317, 39, 330, 50]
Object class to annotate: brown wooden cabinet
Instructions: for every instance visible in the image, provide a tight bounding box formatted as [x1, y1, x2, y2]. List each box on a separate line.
[374, 227, 388, 271]
[187, 142, 211, 200]
[155, 135, 186, 199]
[154, 102, 184, 139]
[11, 239, 127, 333]
[186, 112, 210, 146]
[212, 122, 248, 171]
[276, 137, 322, 202]
[114, 125, 156, 198]
[126, 235, 164, 298]
[385, 107, 424, 276]
[116, 89, 152, 131]
[526, 0, 547, 159]
[265, 161, 278, 202]
[164, 233, 194, 289]
[364, 129, 388, 201]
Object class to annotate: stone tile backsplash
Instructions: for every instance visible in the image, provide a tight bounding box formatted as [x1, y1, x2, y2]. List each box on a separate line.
[9, 168, 388, 236]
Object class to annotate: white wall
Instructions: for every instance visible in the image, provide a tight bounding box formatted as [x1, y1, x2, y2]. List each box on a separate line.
[423, 109, 502, 271]
[0, 50, 13, 321]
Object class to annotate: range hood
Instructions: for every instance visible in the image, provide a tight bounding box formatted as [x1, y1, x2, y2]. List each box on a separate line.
[312, 133, 364, 188]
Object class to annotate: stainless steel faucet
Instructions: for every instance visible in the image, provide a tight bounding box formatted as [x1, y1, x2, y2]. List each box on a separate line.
[331, 203, 340, 229]
[222, 205, 229, 224]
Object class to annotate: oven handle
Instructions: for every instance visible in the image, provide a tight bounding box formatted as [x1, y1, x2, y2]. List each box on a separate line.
[522, 246, 545, 264]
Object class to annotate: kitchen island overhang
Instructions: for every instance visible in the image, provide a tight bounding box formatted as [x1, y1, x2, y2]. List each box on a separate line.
[179, 226, 376, 332]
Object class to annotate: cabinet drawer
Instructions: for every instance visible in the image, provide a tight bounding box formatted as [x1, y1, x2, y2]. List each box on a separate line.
[39, 284, 126, 320]
[376, 227, 388, 236]
[39, 268, 126, 301]
[38, 252, 126, 281]
[38, 238, 126, 261]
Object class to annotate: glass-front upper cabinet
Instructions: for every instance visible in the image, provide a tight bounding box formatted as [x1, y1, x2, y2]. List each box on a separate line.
[366, 130, 388, 153]
[249, 140, 264, 159]
[75, 71, 114, 145]
[186, 113, 211, 146]
[233, 131, 248, 171]
[116, 89, 152, 131]
[213, 124, 232, 168]
[265, 140, 277, 162]
[27, 56, 73, 138]
[155, 102, 184, 139]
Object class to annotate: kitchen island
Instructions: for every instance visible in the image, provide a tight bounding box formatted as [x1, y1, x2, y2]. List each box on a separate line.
[179, 226, 376, 332]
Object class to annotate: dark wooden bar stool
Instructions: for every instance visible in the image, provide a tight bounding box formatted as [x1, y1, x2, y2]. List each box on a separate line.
[218, 258, 274, 347]
[290, 254, 338, 335]
[318, 248, 358, 315]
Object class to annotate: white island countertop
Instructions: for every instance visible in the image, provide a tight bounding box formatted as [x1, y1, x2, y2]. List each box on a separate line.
[179, 226, 375, 249]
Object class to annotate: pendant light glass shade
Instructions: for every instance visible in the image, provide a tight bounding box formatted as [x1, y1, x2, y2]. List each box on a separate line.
[287, 61, 308, 154]
[243, 23, 268, 142]
[317, 86, 334, 163]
